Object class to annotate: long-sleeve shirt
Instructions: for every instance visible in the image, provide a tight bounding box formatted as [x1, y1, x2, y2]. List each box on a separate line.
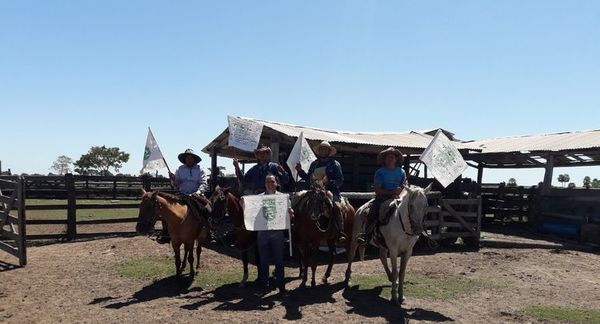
[174, 164, 208, 194]
[236, 161, 289, 194]
[298, 158, 344, 196]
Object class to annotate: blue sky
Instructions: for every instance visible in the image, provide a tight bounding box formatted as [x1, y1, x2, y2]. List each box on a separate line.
[1, 1, 599, 185]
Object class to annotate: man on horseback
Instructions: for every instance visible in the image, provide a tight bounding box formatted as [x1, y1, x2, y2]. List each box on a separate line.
[233, 144, 290, 195]
[157, 148, 208, 244]
[357, 147, 406, 246]
[295, 141, 348, 245]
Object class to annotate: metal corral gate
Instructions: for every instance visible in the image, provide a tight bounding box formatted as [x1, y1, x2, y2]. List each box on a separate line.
[0, 176, 26, 266]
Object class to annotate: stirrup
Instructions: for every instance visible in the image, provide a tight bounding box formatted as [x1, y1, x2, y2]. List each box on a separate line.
[156, 236, 171, 244]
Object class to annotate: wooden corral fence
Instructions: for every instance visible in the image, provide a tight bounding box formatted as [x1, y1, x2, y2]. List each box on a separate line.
[2, 174, 175, 241]
[0, 176, 26, 266]
[343, 191, 482, 247]
[479, 183, 536, 223]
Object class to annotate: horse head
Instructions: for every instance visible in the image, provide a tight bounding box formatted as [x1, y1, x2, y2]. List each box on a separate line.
[305, 180, 335, 221]
[401, 183, 432, 235]
[136, 189, 161, 235]
[207, 186, 232, 225]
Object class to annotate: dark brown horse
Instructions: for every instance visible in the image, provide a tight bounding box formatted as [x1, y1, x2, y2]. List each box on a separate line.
[136, 189, 211, 278]
[293, 181, 355, 287]
[208, 186, 258, 286]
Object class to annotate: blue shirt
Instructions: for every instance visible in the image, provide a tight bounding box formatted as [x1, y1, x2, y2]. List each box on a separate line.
[298, 158, 344, 196]
[174, 164, 208, 194]
[374, 166, 406, 191]
[238, 161, 289, 194]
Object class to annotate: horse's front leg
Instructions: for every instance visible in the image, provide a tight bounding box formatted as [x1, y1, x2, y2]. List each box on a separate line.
[398, 251, 412, 304]
[310, 242, 319, 288]
[322, 239, 335, 284]
[185, 242, 195, 277]
[300, 242, 309, 288]
[173, 243, 182, 277]
[196, 227, 208, 270]
[344, 237, 357, 285]
[389, 251, 400, 305]
[379, 248, 393, 282]
[239, 250, 249, 287]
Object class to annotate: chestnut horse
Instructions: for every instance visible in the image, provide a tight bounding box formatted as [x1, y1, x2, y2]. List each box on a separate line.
[344, 184, 431, 305]
[207, 186, 258, 287]
[136, 189, 211, 278]
[293, 181, 355, 287]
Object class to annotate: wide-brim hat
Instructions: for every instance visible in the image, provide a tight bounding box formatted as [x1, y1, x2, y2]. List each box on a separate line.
[254, 144, 272, 154]
[377, 147, 403, 165]
[312, 141, 337, 157]
[178, 148, 202, 164]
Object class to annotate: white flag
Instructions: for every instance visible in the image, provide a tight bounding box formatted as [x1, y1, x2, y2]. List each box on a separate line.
[227, 116, 264, 152]
[286, 132, 316, 181]
[243, 194, 291, 231]
[141, 128, 167, 174]
[420, 130, 467, 188]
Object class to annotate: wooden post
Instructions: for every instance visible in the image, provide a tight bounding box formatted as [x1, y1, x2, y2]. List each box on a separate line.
[542, 154, 554, 195]
[403, 154, 411, 180]
[210, 148, 219, 191]
[270, 138, 280, 162]
[112, 179, 117, 200]
[352, 153, 360, 191]
[17, 176, 27, 266]
[65, 173, 76, 241]
[476, 164, 484, 196]
[424, 165, 428, 179]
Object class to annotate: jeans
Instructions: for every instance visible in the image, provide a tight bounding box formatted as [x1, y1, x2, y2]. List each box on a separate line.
[257, 230, 285, 288]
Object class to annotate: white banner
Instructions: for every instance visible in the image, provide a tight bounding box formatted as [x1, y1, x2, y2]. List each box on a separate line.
[141, 127, 167, 174]
[286, 132, 316, 181]
[227, 116, 264, 152]
[243, 194, 290, 231]
[420, 130, 467, 188]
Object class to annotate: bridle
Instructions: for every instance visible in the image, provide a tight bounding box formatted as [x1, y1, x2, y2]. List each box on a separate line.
[138, 191, 162, 229]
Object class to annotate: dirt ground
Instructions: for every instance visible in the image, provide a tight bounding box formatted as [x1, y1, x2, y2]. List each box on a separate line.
[1, 229, 599, 324]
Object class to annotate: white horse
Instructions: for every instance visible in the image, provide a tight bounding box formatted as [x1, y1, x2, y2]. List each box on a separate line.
[345, 184, 432, 305]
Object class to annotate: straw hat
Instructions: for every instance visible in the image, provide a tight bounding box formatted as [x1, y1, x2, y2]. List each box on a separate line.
[254, 144, 272, 154]
[376, 147, 403, 165]
[178, 148, 202, 164]
[313, 141, 337, 157]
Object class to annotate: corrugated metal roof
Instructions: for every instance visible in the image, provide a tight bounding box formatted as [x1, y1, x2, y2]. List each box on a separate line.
[214, 116, 476, 150]
[465, 129, 600, 153]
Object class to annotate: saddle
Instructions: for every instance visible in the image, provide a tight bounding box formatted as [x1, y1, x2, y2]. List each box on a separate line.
[292, 190, 348, 218]
[178, 194, 212, 226]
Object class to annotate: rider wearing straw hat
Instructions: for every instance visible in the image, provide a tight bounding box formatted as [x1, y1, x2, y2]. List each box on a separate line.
[233, 144, 290, 195]
[157, 148, 208, 244]
[357, 147, 406, 246]
[296, 141, 348, 244]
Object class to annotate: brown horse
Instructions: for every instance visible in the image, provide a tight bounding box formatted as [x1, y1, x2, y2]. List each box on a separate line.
[136, 189, 211, 278]
[207, 186, 258, 286]
[293, 181, 355, 287]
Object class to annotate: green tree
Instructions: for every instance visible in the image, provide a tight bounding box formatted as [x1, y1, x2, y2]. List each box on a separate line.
[50, 155, 73, 175]
[507, 178, 517, 187]
[583, 176, 591, 189]
[74, 146, 130, 176]
[592, 178, 600, 189]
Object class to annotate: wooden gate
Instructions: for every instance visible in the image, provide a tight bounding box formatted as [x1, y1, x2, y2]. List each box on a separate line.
[425, 192, 482, 246]
[0, 176, 26, 266]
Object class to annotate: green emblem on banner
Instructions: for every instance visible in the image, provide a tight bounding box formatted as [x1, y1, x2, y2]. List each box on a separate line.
[144, 146, 151, 160]
[262, 198, 276, 221]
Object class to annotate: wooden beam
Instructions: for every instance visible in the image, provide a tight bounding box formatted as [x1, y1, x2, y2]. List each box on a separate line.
[542, 154, 554, 194]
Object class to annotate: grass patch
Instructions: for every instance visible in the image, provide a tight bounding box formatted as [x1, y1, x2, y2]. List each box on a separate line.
[117, 256, 256, 289]
[25, 199, 139, 220]
[523, 305, 600, 323]
[351, 272, 489, 301]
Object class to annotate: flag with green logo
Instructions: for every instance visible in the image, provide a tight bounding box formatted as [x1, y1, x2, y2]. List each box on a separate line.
[141, 127, 167, 174]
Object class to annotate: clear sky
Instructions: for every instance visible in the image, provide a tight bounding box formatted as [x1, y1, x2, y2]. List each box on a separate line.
[1, 1, 599, 186]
